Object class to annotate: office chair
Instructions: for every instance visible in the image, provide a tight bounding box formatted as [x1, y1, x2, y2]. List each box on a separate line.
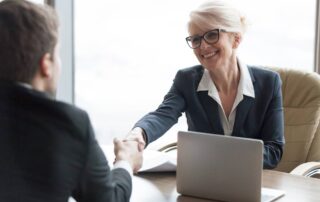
[270, 67, 320, 178]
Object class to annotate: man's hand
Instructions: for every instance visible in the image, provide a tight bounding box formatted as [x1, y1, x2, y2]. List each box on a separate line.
[113, 138, 143, 173]
[125, 127, 146, 152]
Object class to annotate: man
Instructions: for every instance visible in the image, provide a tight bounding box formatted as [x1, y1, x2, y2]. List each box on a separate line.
[0, 0, 142, 201]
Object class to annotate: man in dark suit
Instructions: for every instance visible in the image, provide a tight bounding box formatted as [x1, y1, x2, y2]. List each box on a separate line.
[0, 1, 142, 201]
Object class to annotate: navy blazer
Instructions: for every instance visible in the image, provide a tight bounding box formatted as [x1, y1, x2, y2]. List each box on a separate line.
[0, 82, 132, 202]
[135, 65, 285, 169]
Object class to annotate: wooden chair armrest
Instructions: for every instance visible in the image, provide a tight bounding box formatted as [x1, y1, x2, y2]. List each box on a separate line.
[158, 142, 177, 153]
[290, 162, 320, 178]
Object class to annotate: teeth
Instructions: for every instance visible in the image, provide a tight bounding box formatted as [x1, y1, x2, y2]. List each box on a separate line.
[203, 52, 216, 58]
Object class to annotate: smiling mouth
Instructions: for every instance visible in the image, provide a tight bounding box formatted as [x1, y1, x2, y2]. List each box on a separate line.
[202, 51, 218, 59]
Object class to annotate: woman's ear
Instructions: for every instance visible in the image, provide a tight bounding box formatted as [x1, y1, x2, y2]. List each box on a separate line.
[39, 53, 53, 78]
[233, 33, 242, 49]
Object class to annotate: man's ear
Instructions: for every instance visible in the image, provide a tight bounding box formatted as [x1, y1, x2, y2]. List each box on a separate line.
[39, 53, 53, 78]
[233, 33, 242, 49]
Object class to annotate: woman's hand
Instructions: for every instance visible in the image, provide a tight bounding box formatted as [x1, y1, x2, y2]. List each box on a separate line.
[113, 138, 143, 173]
[125, 127, 146, 152]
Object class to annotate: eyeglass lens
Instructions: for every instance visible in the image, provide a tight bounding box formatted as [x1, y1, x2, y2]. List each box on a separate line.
[187, 29, 220, 49]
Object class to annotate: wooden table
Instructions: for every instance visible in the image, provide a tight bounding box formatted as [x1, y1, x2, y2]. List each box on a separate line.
[130, 170, 320, 202]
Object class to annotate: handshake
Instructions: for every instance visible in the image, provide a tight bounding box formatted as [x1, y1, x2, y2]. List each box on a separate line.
[113, 127, 146, 173]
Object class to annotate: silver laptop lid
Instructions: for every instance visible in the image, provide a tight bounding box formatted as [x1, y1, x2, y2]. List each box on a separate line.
[177, 131, 263, 202]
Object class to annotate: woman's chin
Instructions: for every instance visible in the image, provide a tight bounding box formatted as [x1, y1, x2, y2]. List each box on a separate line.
[201, 59, 220, 71]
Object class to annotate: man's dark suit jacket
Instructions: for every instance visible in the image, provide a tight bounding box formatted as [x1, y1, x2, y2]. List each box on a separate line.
[135, 65, 285, 169]
[0, 82, 131, 202]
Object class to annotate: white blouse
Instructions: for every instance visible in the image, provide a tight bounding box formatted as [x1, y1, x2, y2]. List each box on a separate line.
[197, 59, 255, 136]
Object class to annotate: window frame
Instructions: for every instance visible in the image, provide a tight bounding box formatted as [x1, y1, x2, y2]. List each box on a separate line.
[48, 0, 74, 104]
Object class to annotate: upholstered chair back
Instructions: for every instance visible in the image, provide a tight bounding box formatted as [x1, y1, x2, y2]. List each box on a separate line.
[270, 68, 320, 172]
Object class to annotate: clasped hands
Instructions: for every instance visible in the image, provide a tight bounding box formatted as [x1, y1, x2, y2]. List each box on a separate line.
[113, 127, 146, 173]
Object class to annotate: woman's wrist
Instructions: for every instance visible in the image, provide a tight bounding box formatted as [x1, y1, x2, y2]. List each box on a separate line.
[131, 127, 147, 144]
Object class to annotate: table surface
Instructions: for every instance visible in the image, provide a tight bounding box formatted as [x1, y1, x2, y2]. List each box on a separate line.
[130, 170, 320, 202]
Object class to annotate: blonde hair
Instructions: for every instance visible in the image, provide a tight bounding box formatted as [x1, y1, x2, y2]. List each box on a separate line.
[188, 0, 248, 35]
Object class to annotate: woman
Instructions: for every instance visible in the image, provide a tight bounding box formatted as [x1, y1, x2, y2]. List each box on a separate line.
[127, 0, 284, 169]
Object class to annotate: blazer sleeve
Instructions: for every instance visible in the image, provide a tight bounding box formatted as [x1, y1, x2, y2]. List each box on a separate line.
[73, 114, 132, 202]
[260, 73, 285, 169]
[134, 72, 187, 144]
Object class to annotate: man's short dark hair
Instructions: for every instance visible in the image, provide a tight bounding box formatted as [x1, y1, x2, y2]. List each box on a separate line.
[0, 0, 59, 83]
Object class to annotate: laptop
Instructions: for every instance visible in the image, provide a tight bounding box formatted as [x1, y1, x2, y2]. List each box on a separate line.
[177, 131, 285, 202]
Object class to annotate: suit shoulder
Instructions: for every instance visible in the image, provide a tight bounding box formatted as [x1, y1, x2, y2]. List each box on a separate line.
[177, 65, 203, 75]
[175, 65, 203, 81]
[248, 65, 282, 94]
[47, 100, 92, 137]
[173, 65, 203, 86]
[248, 65, 280, 80]
[53, 100, 88, 118]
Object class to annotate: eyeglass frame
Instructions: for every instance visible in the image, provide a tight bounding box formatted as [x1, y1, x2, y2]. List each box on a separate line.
[185, 28, 228, 49]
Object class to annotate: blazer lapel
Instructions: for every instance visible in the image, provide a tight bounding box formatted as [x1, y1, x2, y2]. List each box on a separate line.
[232, 96, 255, 137]
[198, 92, 224, 134]
[232, 67, 256, 137]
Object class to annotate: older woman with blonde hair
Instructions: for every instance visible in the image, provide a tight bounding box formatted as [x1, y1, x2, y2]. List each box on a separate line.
[127, 0, 284, 169]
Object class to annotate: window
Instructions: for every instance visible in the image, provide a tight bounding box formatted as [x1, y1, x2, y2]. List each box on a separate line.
[75, 0, 316, 146]
[234, 0, 316, 71]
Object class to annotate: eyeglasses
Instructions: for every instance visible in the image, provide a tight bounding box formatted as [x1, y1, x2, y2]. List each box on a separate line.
[185, 29, 227, 49]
